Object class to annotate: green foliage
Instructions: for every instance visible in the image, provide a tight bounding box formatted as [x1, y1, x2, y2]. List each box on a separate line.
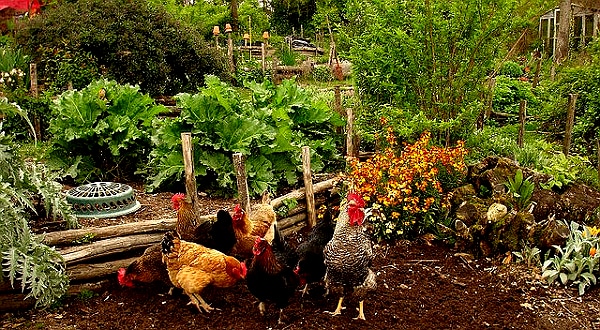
[0, 123, 73, 308]
[17, 0, 229, 96]
[499, 60, 525, 78]
[492, 75, 538, 121]
[542, 221, 600, 295]
[312, 65, 334, 83]
[47, 79, 166, 182]
[147, 76, 345, 195]
[539, 153, 587, 191]
[270, 0, 317, 34]
[504, 169, 534, 210]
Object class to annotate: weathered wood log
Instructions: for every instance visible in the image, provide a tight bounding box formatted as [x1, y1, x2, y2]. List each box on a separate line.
[59, 233, 164, 265]
[182, 133, 200, 214]
[67, 257, 138, 282]
[0, 293, 34, 311]
[301, 146, 317, 228]
[280, 196, 327, 218]
[278, 213, 307, 230]
[281, 221, 307, 237]
[42, 217, 179, 246]
[271, 177, 339, 210]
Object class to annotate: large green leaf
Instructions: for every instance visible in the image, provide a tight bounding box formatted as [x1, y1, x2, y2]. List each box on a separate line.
[213, 115, 274, 153]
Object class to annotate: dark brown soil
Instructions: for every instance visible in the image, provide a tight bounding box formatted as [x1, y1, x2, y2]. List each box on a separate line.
[3, 184, 600, 330]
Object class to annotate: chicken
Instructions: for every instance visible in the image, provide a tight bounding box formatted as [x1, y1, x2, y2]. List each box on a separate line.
[245, 224, 299, 324]
[160, 231, 246, 313]
[172, 193, 237, 254]
[323, 191, 376, 321]
[230, 191, 277, 259]
[294, 206, 334, 296]
[117, 244, 171, 289]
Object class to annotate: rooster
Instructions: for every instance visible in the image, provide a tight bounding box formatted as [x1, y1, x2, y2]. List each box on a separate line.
[294, 206, 334, 296]
[117, 244, 171, 289]
[230, 191, 277, 259]
[245, 224, 299, 324]
[161, 231, 246, 313]
[172, 193, 237, 254]
[323, 191, 376, 321]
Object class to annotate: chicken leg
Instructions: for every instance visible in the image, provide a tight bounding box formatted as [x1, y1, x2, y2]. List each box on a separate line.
[188, 293, 217, 313]
[325, 297, 345, 316]
[353, 300, 366, 320]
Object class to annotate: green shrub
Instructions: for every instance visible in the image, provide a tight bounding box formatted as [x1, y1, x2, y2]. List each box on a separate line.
[47, 79, 166, 182]
[312, 65, 334, 82]
[17, 0, 229, 96]
[499, 60, 524, 78]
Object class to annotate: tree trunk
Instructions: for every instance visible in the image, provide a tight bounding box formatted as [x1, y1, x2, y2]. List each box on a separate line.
[231, 0, 238, 32]
[555, 0, 571, 64]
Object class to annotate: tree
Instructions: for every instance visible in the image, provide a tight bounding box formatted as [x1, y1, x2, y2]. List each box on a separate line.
[555, 0, 571, 64]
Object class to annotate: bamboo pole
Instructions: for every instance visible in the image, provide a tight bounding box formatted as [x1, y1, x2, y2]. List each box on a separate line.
[181, 133, 200, 215]
[233, 153, 250, 212]
[518, 99, 527, 148]
[301, 146, 316, 228]
[563, 94, 578, 156]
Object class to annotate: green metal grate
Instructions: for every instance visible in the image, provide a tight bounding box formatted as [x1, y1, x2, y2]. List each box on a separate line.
[66, 182, 141, 218]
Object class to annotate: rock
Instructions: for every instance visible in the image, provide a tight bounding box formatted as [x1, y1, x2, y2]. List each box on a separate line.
[487, 203, 508, 222]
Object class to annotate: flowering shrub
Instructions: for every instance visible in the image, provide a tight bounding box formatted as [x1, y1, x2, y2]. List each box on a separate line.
[346, 128, 467, 240]
[0, 68, 26, 92]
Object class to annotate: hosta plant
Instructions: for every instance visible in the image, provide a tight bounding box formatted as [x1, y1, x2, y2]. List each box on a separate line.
[345, 128, 468, 240]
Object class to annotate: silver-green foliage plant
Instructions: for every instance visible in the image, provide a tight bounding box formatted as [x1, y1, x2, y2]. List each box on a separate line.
[542, 221, 600, 295]
[0, 122, 72, 308]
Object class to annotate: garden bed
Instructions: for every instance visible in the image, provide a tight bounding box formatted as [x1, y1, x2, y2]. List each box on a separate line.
[2, 183, 600, 329]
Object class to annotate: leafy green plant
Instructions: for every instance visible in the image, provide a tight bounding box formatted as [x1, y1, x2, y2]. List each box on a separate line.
[539, 153, 586, 191]
[312, 65, 334, 83]
[542, 221, 600, 295]
[275, 198, 299, 217]
[499, 61, 525, 78]
[504, 169, 534, 211]
[146, 76, 345, 195]
[47, 79, 166, 182]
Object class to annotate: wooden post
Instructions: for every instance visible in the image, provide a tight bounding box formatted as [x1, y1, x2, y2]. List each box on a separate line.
[563, 93, 577, 156]
[227, 32, 235, 73]
[233, 153, 250, 213]
[181, 133, 200, 212]
[532, 49, 542, 89]
[346, 107, 356, 158]
[334, 86, 342, 115]
[261, 42, 266, 73]
[484, 77, 496, 121]
[29, 63, 38, 97]
[301, 146, 317, 228]
[518, 99, 526, 148]
[29, 63, 41, 140]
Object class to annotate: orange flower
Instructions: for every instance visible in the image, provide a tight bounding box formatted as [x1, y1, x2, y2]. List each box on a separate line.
[591, 247, 597, 257]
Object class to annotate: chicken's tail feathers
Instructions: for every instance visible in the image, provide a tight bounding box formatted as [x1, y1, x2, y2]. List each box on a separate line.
[161, 231, 179, 255]
[272, 222, 284, 248]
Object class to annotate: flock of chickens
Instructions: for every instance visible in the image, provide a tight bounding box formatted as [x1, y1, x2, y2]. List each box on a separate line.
[117, 191, 376, 324]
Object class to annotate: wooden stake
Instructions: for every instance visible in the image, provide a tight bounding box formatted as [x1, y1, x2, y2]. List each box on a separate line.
[29, 63, 38, 97]
[233, 153, 250, 213]
[181, 133, 200, 212]
[346, 107, 356, 158]
[227, 32, 235, 73]
[518, 99, 526, 148]
[261, 42, 266, 73]
[596, 139, 600, 179]
[563, 94, 578, 156]
[301, 146, 316, 228]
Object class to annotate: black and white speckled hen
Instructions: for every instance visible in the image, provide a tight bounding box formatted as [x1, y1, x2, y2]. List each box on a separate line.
[323, 191, 376, 321]
[245, 224, 299, 324]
